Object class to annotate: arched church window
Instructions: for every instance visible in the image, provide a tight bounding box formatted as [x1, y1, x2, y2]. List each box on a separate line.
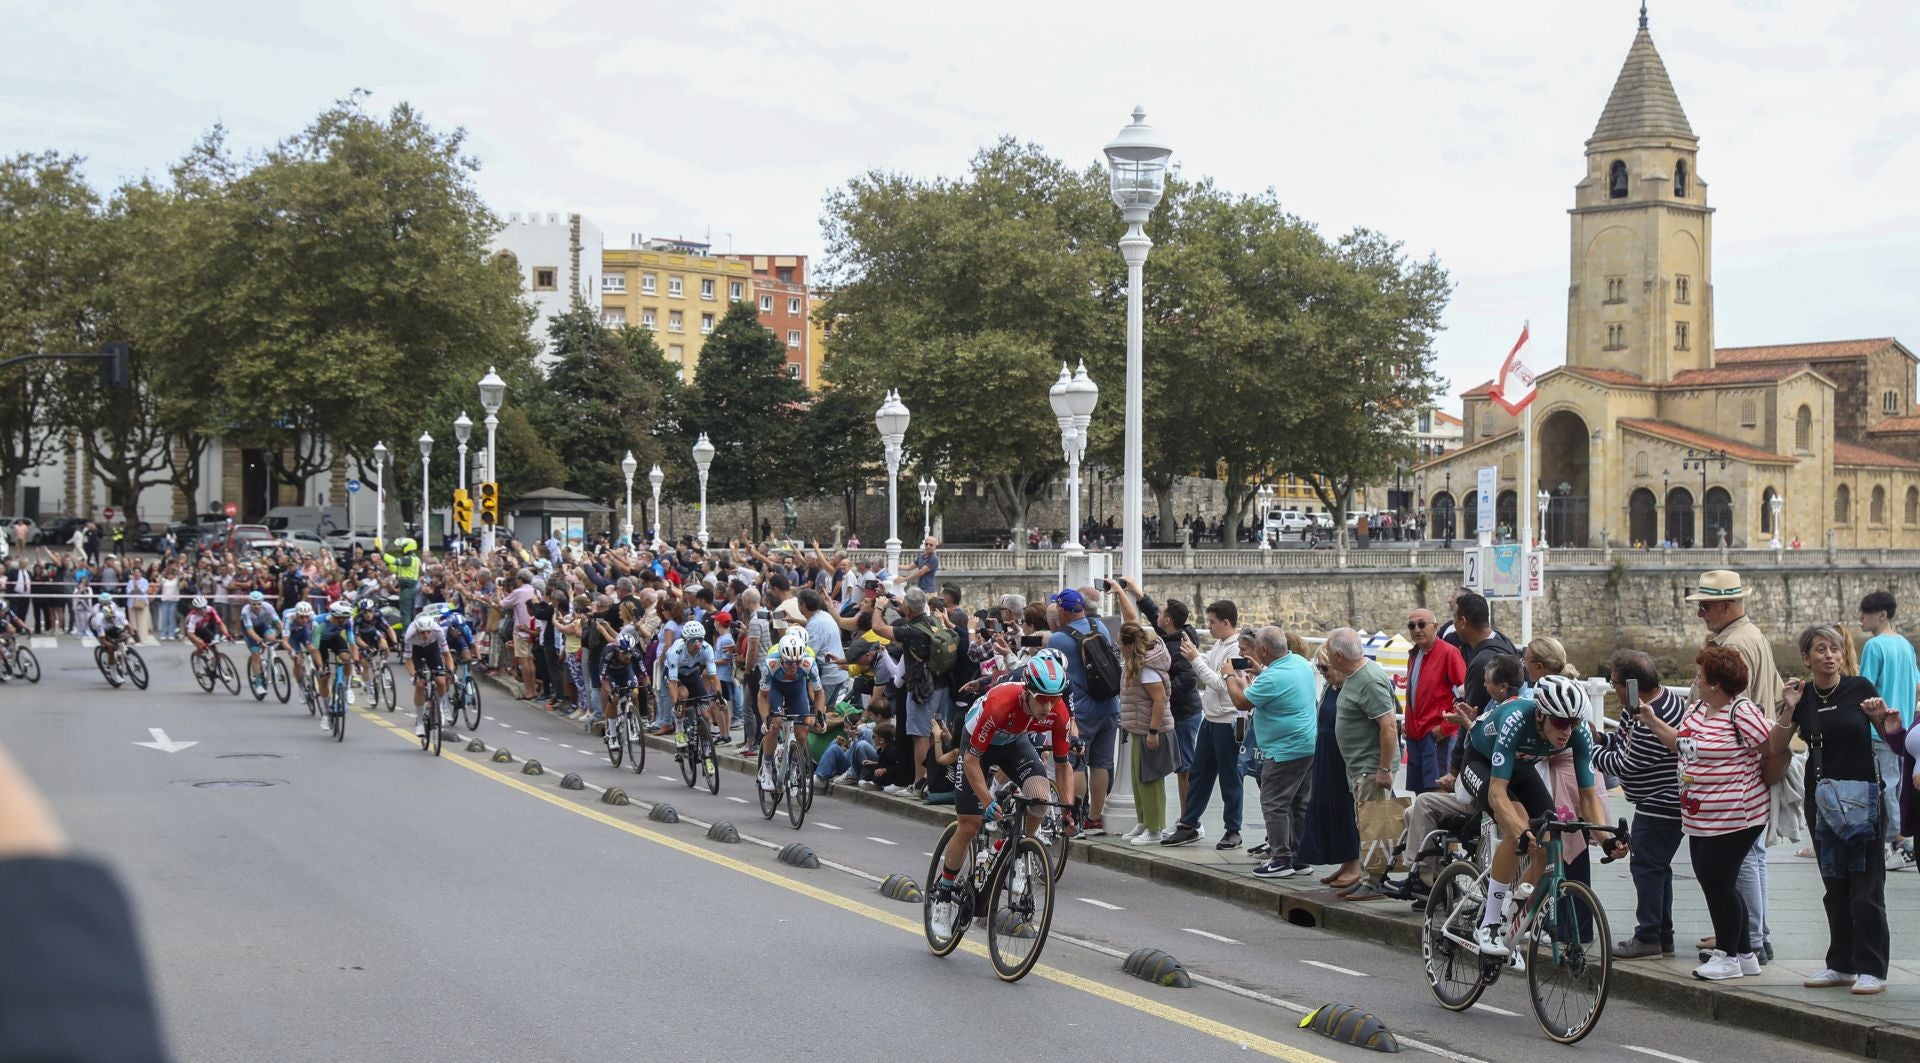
[1906, 487, 1918, 526]
[1609, 160, 1629, 199]
[1871, 485, 1887, 525]
[1674, 159, 1689, 197]
[1795, 406, 1813, 453]
[1835, 484, 1852, 525]
[1634, 450, 1650, 478]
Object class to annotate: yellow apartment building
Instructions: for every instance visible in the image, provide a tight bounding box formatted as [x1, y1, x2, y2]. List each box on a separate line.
[600, 245, 754, 380]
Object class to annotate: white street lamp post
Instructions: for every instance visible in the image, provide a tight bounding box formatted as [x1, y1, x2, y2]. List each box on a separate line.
[1770, 493, 1785, 551]
[478, 366, 506, 554]
[1105, 106, 1172, 585]
[620, 451, 638, 545]
[692, 433, 715, 547]
[875, 390, 911, 580]
[648, 464, 664, 549]
[453, 411, 472, 555]
[1537, 489, 1551, 551]
[371, 441, 387, 547]
[918, 476, 937, 540]
[1049, 361, 1100, 559]
[417, 432, 434, 558]
[1257, 484, 1275, 550]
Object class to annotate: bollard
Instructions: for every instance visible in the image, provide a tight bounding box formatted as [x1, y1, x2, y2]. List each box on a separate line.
[491, 749, 512, 763]
[647, 803, 678, 824]
[1300, 1004, 1400, 1053]
[559, 772, 584, 790]
[601, 787, 629, 805]
[777, 842, 819, 869]
[706, 821, 740, 843]
[877, 874, 922, 903]
[466, 738, 486, 753]
[521, 759, 543, 776]
[1121, 947, 1192, 988]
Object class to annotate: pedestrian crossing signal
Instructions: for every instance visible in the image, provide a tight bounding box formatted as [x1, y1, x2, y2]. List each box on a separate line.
[453, 488, 473, 533]
[478, 481, 498, 525]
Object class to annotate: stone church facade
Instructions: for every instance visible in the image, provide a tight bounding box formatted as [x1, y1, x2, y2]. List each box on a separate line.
[1417, 11, 1920, 550]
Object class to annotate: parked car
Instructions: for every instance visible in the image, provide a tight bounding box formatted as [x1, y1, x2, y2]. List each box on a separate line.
[228, 524, 274, 553]
[324, 528, 383, 558]
[1311, 512, 1335, 530]
[269, 530, 329, 554]
[2, 517, 41, 554]
[1266, 510, 1312, 535]
[36, 516, 88, 546]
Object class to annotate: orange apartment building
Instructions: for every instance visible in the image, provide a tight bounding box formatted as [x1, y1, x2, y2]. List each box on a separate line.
[724, 253, 813, 387]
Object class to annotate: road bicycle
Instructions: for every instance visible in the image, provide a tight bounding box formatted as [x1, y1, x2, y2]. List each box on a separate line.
[1032, 779, 1073, 884]
[326, 657, 349, 743]
[448, 656, 482, 730]
[191, 638, 241, 696]
[1422, 812, 1626, 1044]
[417, 673, 450, 756]
[602, 685, 647, 772]
[674, 694, 722, 795]
[758, 714, 813, 829]
[247, 639, 293, 703]
[95, 635, 149, 690]
[0, 634, 39, 684]
[923, 785, 1064, 982]
[355, 649, 396, 713]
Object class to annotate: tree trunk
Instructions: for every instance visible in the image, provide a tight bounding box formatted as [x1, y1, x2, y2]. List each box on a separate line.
[167, 430, 209, 520]
[1149, 472, 1179, 544]
[990, 471, 1034, 549]
[1219, 464, 1249, 547]
[749, 498, 761, 542]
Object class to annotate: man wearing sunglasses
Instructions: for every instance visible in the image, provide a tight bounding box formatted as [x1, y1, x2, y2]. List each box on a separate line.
[1404, 608, 1465, 795]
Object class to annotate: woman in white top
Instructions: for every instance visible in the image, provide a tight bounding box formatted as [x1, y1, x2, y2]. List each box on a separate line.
[128, 570, 151, 641]
[157, 569, 180, 640]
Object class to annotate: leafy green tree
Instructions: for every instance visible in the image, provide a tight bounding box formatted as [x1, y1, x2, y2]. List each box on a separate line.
[687, 301, 807, 534]
[798, 382, 882, 535]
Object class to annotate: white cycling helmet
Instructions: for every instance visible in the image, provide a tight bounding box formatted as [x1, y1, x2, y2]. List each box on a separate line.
[329, 600, 354, 617]
[682, 620, 706, 644]
[294, 601, 314, 618]
[190, 595, 208, 610]
[248, 590, 265, 604]
[97, 591, 113, 604]
[776, 628, 809, 659]
[1533, 673, 1588, 721]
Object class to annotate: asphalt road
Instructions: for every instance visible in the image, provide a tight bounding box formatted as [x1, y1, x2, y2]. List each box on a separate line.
[0, 637, 1856, 1063]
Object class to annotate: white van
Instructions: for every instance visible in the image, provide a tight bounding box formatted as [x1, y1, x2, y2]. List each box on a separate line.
[261, 506, 349, 536]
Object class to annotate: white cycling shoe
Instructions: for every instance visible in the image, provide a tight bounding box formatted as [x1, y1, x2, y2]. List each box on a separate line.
[1475, 924, 1510, 957]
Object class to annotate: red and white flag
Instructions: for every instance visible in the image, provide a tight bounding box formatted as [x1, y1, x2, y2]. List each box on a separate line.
[1490, 323, 1536, 415]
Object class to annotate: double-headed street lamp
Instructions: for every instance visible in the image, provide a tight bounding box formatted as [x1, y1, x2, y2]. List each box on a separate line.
[417, 432, 434, 557]
[1256, 484, 1276, 550]
[478, 366, 506, 553]
[452, 411, 472, 554]
[692, 433, 715, 547]
[648, 463, 664, 548]
[620, 451, 638, 545]
[1049, 360, 1100, 558]
[1104, 106, 1173, 584]
[1536, 488, 1551, 550]
[918, 477, 937, 540]
[875, 389, 911, 579]
[371, 441, 388, 546]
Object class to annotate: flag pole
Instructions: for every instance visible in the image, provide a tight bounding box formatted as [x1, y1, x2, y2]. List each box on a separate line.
[1518, 320, 1534, 646]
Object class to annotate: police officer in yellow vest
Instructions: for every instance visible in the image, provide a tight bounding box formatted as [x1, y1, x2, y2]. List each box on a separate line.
[380, 537, 422, 623]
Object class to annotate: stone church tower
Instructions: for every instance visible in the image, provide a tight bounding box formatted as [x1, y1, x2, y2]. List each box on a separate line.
[1566, 5, 1714, 384]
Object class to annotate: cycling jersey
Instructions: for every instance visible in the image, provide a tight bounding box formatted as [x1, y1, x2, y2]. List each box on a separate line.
[664, 641, 717, 679]
[240, 603, 280, 639]
[402, 616, 449, 652]
[440, 612, 474, 652]
[90, 606, 126, 638]
[283, 613, 314, 650]
[186, 608, 226, 638]
[763, 655, 821, 718]
[1469, 697, 1595, 788]
[963, 682, 1069, 759]
[601, 651, 639, 689]
[314, 616, 356, 660]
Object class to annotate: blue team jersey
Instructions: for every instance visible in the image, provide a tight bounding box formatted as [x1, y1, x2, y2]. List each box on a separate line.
[665, 641, 717, 678]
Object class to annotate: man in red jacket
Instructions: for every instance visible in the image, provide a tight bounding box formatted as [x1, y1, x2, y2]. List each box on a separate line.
[1403, 607, 1464, 794]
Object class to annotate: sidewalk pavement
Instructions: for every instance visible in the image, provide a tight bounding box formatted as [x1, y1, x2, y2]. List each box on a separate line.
[486, 671, 1920, 1061]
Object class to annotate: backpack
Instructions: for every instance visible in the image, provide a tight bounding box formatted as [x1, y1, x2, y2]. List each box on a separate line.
[1066, 621, 1122, 701]
[910, 617, 959, 679]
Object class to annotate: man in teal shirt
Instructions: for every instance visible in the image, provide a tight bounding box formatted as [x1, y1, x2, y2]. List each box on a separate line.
[1858, 591, 1915, 850]
[1226, 626, 1316, 878]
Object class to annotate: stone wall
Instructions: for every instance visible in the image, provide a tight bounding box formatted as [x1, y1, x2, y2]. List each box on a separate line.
[932, 560, 1917, 680]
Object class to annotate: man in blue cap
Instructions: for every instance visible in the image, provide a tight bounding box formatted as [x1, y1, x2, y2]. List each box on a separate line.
[1048, 587, 1122, 836]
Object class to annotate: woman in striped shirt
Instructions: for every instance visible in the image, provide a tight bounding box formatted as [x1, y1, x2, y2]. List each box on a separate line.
[1638, 646, 1780, 981]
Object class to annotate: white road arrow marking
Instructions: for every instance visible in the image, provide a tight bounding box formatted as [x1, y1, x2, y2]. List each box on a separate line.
[134, 728, 197, 753]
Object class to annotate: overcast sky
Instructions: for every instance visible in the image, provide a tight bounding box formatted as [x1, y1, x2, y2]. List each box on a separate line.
[9, 0, 1918, 401]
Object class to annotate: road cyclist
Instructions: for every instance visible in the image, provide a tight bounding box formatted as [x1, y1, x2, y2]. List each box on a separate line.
[283, 600, 316, 696]
[757, 629, 826, 796]
[89, 591, 148, 689]
[402, 604, 455, 739]
[312, 599, 361, 734]
[237, 590, 285, 699]
[664, 620, 725, 757]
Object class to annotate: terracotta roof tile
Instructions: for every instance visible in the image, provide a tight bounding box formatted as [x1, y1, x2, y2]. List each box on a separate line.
[1868, 415, 1920, 435]
[1833, 442, 1920, 470]
[1554, 366, 1647, 386]
[1412, 430, 1516, 471]
[1616, 419, 1794, 465]
[1667, 365, 1800, 386]
[1461, 379, 1495, 398]
[1433, 410, 1463, 427]
[1715, 338, 1898, 364]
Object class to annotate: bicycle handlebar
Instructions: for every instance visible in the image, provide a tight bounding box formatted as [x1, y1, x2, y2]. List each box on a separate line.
[1516, 813, 1631, 860]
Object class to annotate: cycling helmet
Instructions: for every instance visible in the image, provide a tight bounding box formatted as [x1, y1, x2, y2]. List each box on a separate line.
[616, 635, 635, 653]
[1533, 673, 1588, 721]
[682, 620, 706, 644]
[329, 600, 354, 618]
[294, 602, 314, 618]
[776, 628, 809, 659]
[1023, 648, 1071, 697]
[97, 591, 113, 604]
[356, 598, 380, 616]
[190, 595, 208, 610]
[248, 590, 265, 604]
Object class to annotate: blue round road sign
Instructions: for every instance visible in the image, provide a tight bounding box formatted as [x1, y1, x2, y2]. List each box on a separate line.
[346, 479, 361, 494]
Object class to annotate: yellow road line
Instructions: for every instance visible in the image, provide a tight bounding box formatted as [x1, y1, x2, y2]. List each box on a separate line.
[354, 708, 1335, 1062]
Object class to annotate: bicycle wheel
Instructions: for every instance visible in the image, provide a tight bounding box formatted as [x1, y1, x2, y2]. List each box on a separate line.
[461, 674, 482, 729]
[247, 655, 267, 700]
[271, 658, 292, 703]
[378, 665, 397, 712]
[1423, 859, 1492, 1012]
[704, 724, 720, 795]
[923, 823, 969, 957]
[787, 744, 810, 829]
[679, 711, 699, 788]
[216, 652, 240, 695]
[429, 710, 442, 756]
[627, 715, 646, 774]
[303, 677, 318, 716]
[985, 836, 1055, 983]
[96, 646, 123, 688]
[12, 648, 39, 684]
[1038, 783, 1070, 884]
[124, 648, 149, 690]
[759, 741, 781, 820]
[193, 652, 215, 692]
[332, 690, 346, 742]
[1527, 878, 1611, 1044]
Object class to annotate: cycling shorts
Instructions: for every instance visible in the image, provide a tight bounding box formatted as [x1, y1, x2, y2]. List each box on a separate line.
[410, 643, 447, 677]
[954, 739, 1047, 818]
[286, 627, 312, 651]
[445, 627, 473, 653]
[317, 631, 353, 662]
[763, 675, 813, 719]
[674, 670, 713, 702]
[1460, 749, 1553, 821]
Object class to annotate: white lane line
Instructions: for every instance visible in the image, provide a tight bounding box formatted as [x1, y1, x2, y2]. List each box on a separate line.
[558, 744, 572, 749]
[657, 775, 677, 782]
[1622, 1049, 1704, 1063]
[923, 852, 935, 858]
[1300, 960, 1368, 977]
[537, 736, 551, 742]
[514, 729, 529, 735]
[1181, 928, 1241, 945]
[1471, 1003, 1518, 1017]
[496, 722, 510, 728]
[577, 750, 594, 757]
[1077, 897, 1125, 910]
[816, 823, 843, 830]
[725, 796, 749, 804]
[865, 836, 898, 846]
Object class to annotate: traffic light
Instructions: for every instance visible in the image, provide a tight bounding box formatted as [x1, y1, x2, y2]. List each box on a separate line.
[99, 342, 130, 390]
[452, 487, 473, 533]
[478, 481, 498, 525]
